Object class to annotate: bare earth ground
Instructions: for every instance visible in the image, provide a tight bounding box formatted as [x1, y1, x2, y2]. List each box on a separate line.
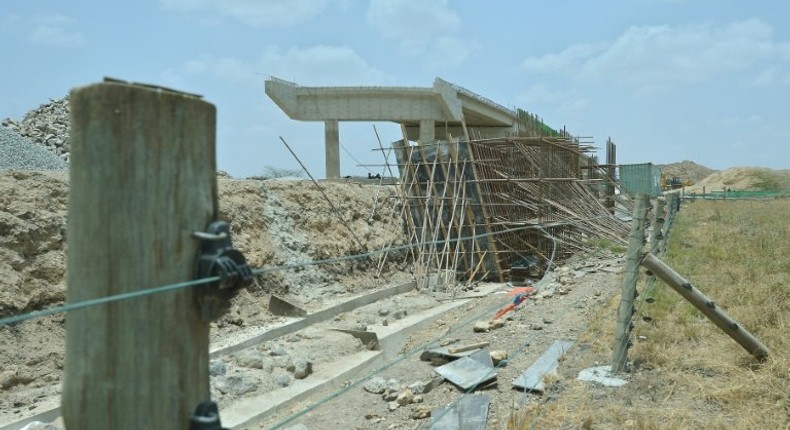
[0, 170, 629, 429]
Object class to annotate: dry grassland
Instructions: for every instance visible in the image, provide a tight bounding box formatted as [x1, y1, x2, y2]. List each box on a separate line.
[513, 199, 790, 430]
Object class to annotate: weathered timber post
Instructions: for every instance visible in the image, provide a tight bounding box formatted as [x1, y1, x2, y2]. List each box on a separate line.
[641, 254, 770, 360]
[63, 81, 217, 429]
[612, 194, 649, 372]
[643, 196, 666, 286]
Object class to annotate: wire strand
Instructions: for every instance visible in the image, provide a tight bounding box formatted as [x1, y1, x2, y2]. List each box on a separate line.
[0, 224, 547, 327]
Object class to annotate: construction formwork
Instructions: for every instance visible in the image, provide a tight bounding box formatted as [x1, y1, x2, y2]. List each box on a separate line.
[393, 136, 615, 282]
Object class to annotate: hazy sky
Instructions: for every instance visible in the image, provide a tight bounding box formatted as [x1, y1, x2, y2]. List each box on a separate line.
[2, 1, 788, 178]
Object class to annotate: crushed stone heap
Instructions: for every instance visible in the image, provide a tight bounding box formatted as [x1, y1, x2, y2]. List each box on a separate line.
[2, 96, 71, 163]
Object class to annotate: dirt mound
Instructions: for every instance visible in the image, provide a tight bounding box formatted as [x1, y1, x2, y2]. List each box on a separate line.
[658, 160, 716, 184]
[0, 171, 408, 417]
[686, 167, 790, 193]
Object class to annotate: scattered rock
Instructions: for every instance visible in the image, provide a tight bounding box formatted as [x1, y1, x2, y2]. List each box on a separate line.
[543, 318, 553, 324]
[408, 380, 427, 395]
[473, 321, 490, 332]
[531, 323, 544, 331]
[411, 405, 431, 419]
[388, 401, 400, 411]
[408, 377, 443, 395]
[274, 373, 291, 387]
[378, 307, 391, 317]
[214, 375, 258, 396]
[269, 345, 289, 357]
[364, 377, 388, 394]
[0, 370, 16, 389]
[208, 360, 226, 377]
[287, 356, 312, 379]
[413, 395, 424, 404]
[489, 319, 506, 330]
[235, 350, 264, 369]
[396, 390, 414, 406]
[382, 390, 399, 401]
[490, 350, 508, 366]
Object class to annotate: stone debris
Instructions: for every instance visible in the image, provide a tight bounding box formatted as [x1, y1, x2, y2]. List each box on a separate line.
[2, 96, 71, 162]
[473, 321, 490, 332]
[208, 360, 227, 377]
[0, 127, 67, 171]
[274, 373, 291, 387]
[411, 405, 431, 419]
[286, 356, 312, 379]
[364, 377, 400, 395]
[214, 375, 258, 396]
[489, 319, 506, 330]
[490, 350, 508, 366]
[382, 390, 399, 401]
[396, 389, 414, 405]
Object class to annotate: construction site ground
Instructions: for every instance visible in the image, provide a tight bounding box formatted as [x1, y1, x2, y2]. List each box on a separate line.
[0, 170, 626, 430]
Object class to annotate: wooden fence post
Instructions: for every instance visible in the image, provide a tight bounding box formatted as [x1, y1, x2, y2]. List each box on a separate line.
[63, 81, 217, 429]
[611, 194, 649, 372]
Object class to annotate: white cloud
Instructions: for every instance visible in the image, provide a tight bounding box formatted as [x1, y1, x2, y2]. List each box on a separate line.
[161, 0, 342, 27]
[516, 84, 589, 114]
[522, 19, 790, 92]
[751, 67, 790, 87]
[366, 0, 471, 68]
[4, 14, 86, 47]
[164, 45, 390, 88]
[1, 14, 21, 30]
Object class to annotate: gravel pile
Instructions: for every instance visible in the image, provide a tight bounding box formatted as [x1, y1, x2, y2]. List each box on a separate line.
[0, 126, 68, 170]
[2, 96, 71, 163]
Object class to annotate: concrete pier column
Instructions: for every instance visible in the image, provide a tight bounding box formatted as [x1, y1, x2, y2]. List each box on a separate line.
[324, 119, 340, 179]
[419, 119, 435, 144]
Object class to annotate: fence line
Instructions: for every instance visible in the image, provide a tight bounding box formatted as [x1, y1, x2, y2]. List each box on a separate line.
[0, 223, 562, 327]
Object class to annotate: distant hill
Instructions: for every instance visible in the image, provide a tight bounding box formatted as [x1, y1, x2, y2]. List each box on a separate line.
[658, 160, 717, 185]
[687, 167, 790, 193]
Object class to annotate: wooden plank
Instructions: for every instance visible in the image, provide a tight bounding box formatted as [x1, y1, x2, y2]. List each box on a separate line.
[63, 81, 216, 429]
[513, 340, 574, 393]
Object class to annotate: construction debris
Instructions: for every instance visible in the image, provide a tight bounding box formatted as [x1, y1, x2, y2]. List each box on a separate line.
[434, 349, 496, 391]
[513, 340, 574, 393]
[429, 394, 491, 430]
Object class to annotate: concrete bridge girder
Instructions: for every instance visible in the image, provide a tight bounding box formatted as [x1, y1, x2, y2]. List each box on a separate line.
[265, 77, 519, 178]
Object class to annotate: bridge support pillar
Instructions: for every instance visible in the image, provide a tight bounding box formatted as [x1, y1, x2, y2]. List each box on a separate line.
[325, 119, 340, 179]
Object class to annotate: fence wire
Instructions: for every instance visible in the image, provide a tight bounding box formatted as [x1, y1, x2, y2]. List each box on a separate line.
[0, 223, 554, 327]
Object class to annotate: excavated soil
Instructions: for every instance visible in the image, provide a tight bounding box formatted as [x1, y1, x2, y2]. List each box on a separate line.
[0, 170, 628, 430]
[0, 171, 412, 425]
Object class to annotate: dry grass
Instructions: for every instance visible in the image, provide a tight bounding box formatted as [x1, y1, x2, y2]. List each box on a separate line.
[512, 199, 790, 430]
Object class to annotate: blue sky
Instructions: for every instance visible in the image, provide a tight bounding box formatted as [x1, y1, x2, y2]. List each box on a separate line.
[2, 0, 789, 178]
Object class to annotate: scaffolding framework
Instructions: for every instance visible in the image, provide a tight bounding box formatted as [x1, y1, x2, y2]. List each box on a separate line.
[390, 136, 624, 282]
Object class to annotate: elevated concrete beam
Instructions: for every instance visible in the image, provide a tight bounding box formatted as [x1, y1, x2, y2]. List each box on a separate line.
[265, 77, 518, 127]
